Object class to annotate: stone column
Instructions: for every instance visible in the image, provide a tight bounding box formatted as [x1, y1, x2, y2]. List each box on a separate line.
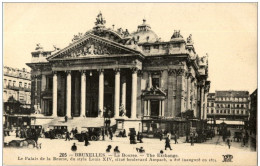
[114, 69, 120, 118]
[148, 72, 152, 89]
[204, 91, 208, 119]
[159, 101, 162, 116]
[52, 72, 58, 117]
[147, 100, 151, 116]
[186, 73, 191, 110]
[80, 70, 86, 117]
[98, 69, 104, 117]
[162, 100, 165, 117]
[121, 76, 126, 108]
[131, 68, 138, 119]
[200, 85, 204, 120]
[66, 71, 72, 118]
[144, 100, 147, 116]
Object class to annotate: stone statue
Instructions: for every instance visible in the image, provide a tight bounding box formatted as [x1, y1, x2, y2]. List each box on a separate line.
[171, 30, 183, 39]
[95, 12, 106, 26]
[187, 34, 193, 44]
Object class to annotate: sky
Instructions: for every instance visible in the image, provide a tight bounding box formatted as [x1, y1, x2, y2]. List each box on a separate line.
[3, 3, 257, 93]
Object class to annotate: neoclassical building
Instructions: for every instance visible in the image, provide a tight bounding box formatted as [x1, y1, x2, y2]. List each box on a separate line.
[27, 13, 210, 135]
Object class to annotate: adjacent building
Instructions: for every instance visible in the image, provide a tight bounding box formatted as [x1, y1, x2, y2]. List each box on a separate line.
[26, 13, 210, 136]
[3, 66, 31, 127]
[207, 90, 250, 120]
[249, 89, 257, 150]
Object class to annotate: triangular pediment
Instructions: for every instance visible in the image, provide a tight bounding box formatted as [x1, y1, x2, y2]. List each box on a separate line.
[47, 34, 142, 61]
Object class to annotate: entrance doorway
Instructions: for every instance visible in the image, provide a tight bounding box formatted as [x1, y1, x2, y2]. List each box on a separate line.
[150, 100, 159, 117]
[104, 93, 113, 117]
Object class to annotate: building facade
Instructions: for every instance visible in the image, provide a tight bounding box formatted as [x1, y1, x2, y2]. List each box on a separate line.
[27, 13, 210, 135]
[207, 90, 250, 120]
[3, 66, 31, 105]
[249, 89, 257, 135]
[3, 66, 32, 128]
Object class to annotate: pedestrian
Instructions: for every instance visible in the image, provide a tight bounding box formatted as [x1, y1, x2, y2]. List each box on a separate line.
[15, 128, 19, 137]
[222, 134, 226, 142]
[114, 146, 120, 153]
[65, 115, 68, 122]
[174, 133, 178, 144]
[65, 131, 70, 141]
[138, 147, 145, 153]
[101, 128, 105, 140]
[227, 138, 231, 149]
[122, 129, 126, 137]
[71, 128, 75, 135]
[106, 145, 112, 152]
[243, 136, 246, 146]
[74, 127, 78, 135]
[109, 129, 113, 140]
[137, 132, 140, 141]
[160, 131, 163, 141]
[71, 143, 77, 151]
[84, 134, 90, 146]
[190, 133, 194, 146]
[165, 135, 172, 150]
[139, 132, 143, 143]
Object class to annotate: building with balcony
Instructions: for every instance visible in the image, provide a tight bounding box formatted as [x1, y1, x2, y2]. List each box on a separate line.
[26, 13, 210, 136]
[207, 90, 250, 121]
[3, 66, 32, 127]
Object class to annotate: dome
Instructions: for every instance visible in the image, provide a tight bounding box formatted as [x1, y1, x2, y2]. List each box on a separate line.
[131, 19, 159, 43]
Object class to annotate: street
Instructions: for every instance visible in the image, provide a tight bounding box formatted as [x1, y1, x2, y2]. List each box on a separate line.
[3, 131, 257, 166]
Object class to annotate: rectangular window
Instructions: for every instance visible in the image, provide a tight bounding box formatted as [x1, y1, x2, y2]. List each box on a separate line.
[153, 45, 159, 49]
[172, 43, 180, 48]
[211, 110, 214, 113]
[217, 110, 219, 113]
[220, 110, 222, 113]
[24, 83, 27, 88]
[152, 77, 160, 88]
[19, 82, 22, 87]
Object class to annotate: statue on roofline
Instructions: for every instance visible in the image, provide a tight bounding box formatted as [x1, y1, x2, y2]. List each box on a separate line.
[187, 34, 193, 44]
[95, 12, 106, 26]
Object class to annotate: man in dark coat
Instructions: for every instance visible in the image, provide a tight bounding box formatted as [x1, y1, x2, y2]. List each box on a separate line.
[101, 128, 105, 140]
[84, 134, 90, 146]
[65, 131, 70, 141]
[122, 129, 126, 137]
[109, 129, 113, 140]
[174, 133, 178, 144]
[71, 143, 77, 151]
[165, 136, 172, 150]
[139, 132, 143, 143]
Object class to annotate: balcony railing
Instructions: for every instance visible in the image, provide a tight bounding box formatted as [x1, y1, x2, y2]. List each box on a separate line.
[5, 85, 31, 92]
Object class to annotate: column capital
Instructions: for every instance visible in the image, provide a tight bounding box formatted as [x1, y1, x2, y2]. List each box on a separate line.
[52, 71, 58, 75]
[113, 68, 120, 74]
[65, 70, 71, 75]
[168, 69, 177, 76]
[131, 67, 138, 74]
[137, 70, 143, 77]
[98, 69, 104, 74]
[80, 70, 86, 75]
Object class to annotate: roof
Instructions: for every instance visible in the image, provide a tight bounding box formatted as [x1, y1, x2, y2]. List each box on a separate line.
[215, 91, 249, 97]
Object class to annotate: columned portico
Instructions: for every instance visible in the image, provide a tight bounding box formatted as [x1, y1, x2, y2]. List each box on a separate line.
[66, 71, 72, 118]
[81, 70, 86, 117]
[114, 69, 120, 117]
[52, 72, 58, 117]
[131, 68, 138, 119]
[98, 69, 104, 117]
